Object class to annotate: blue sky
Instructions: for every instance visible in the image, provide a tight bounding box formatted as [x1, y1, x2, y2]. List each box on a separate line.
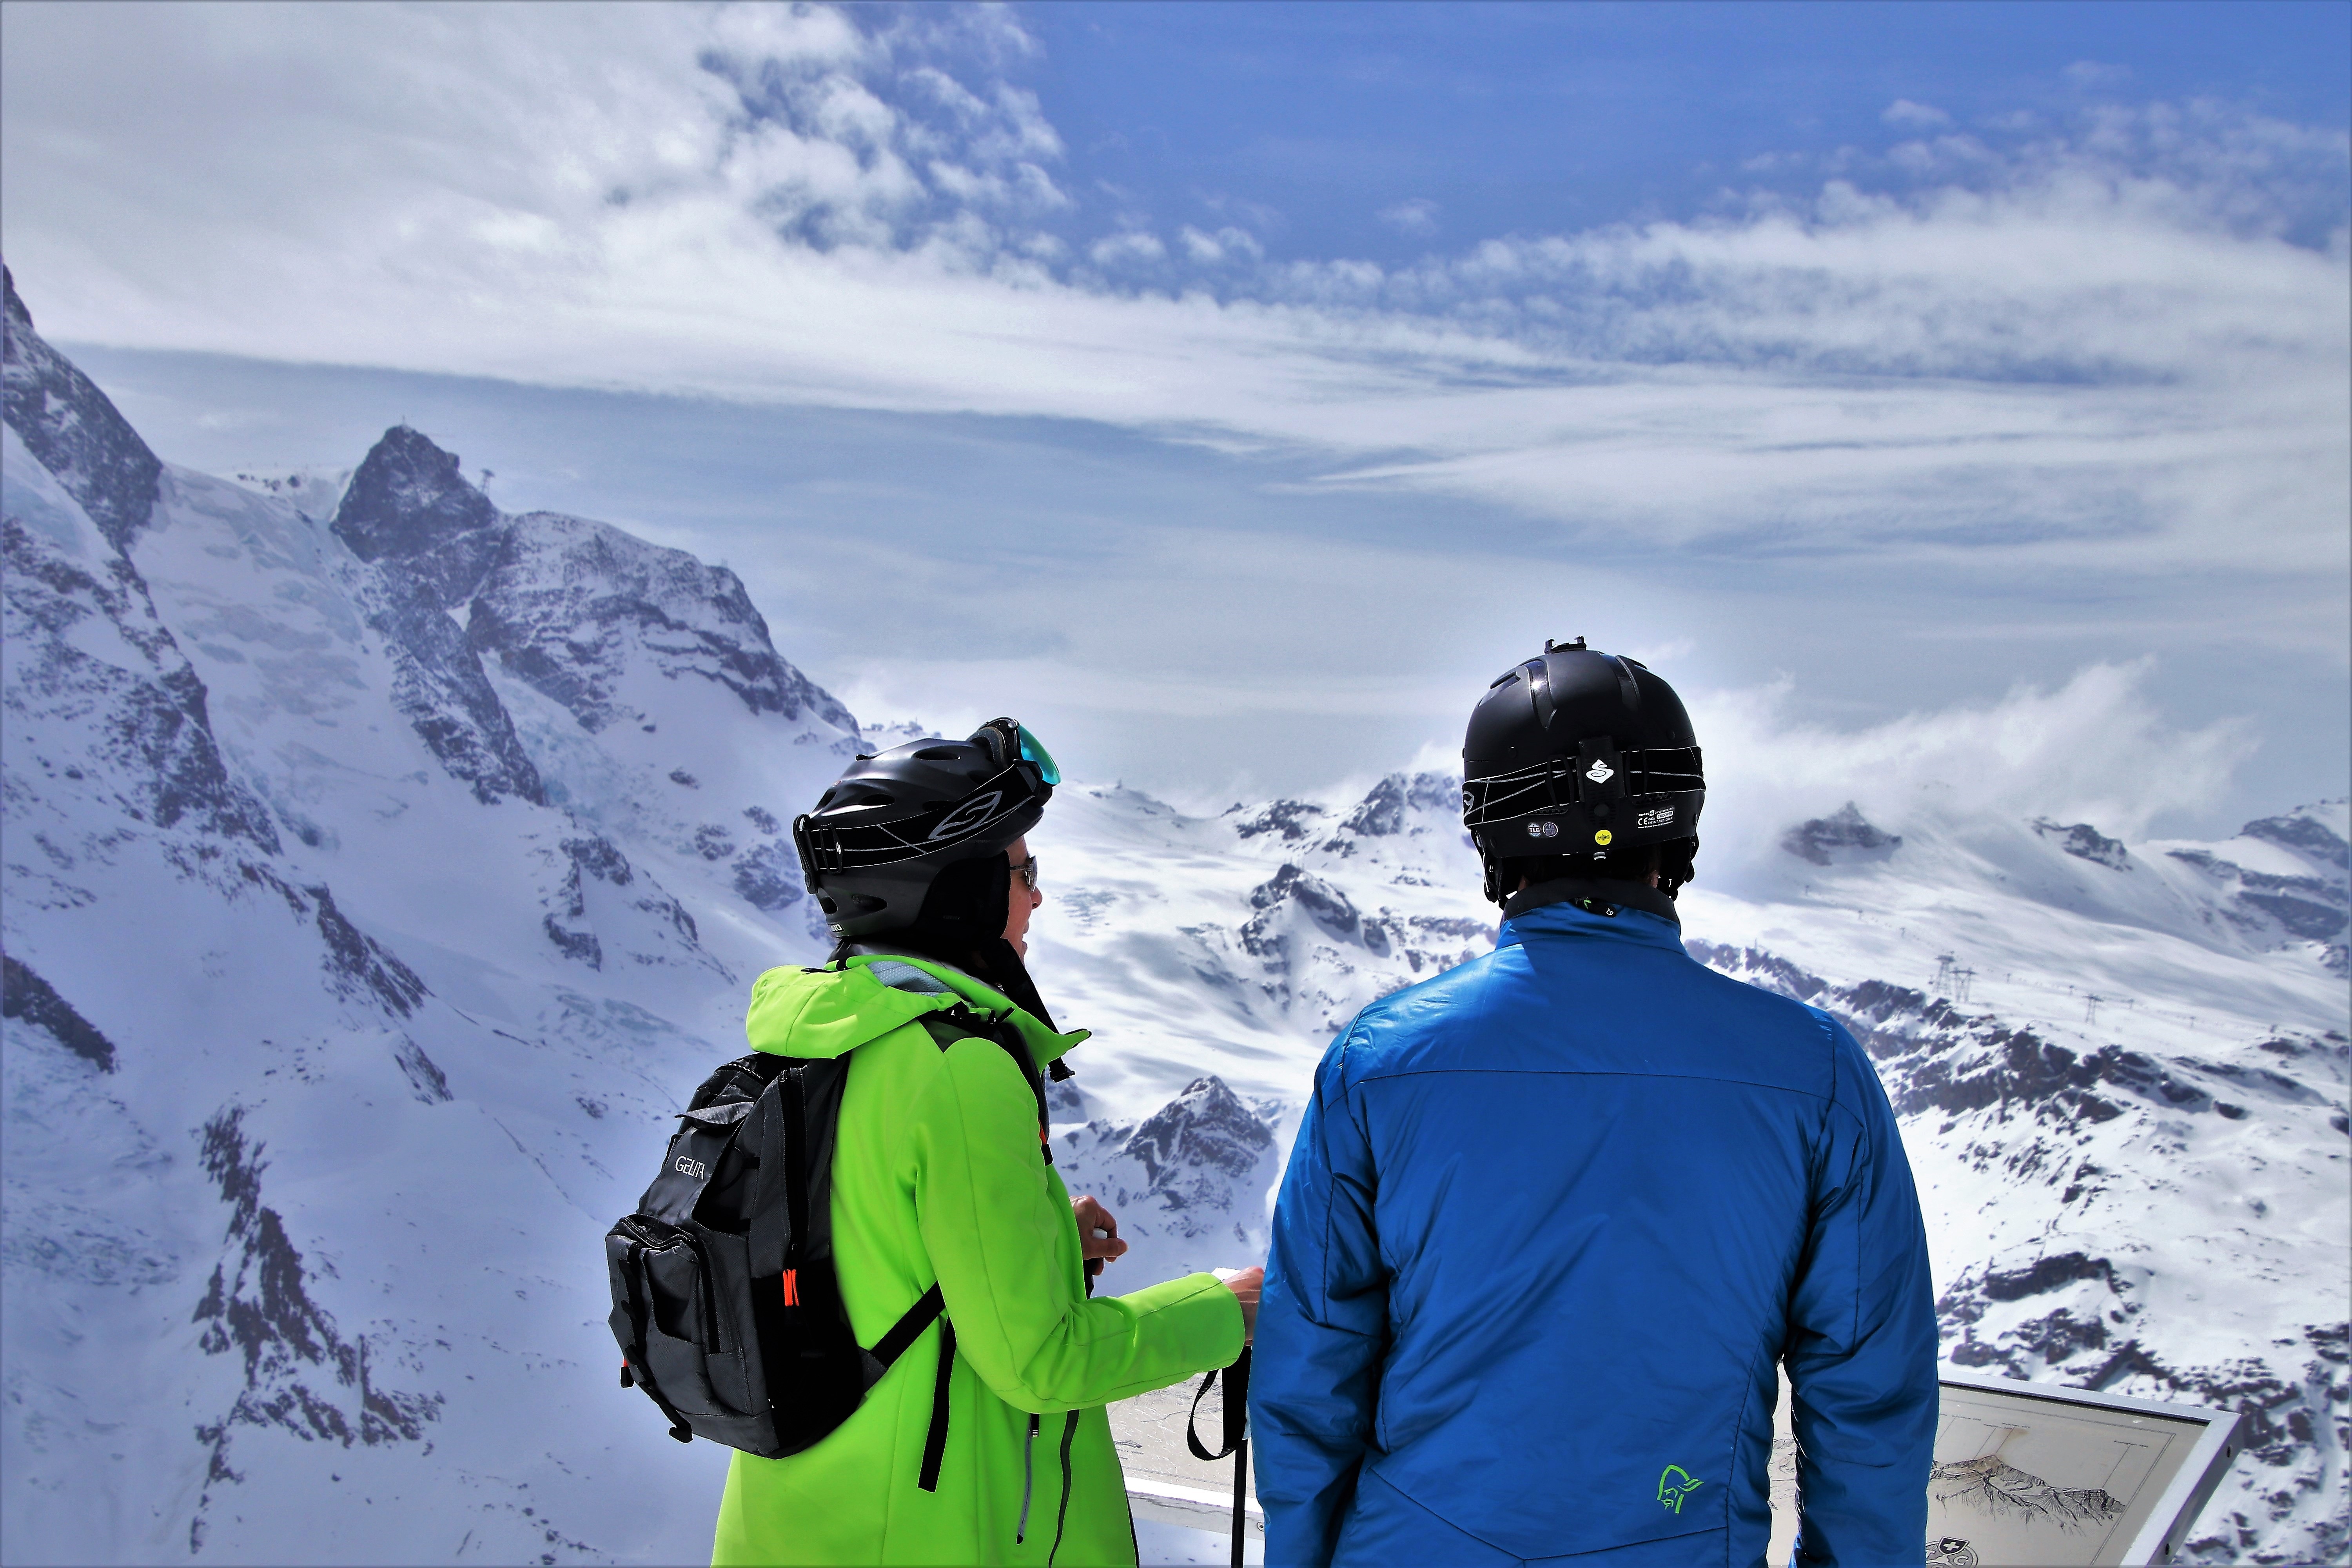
[1028, 1, 2352, 261]
[3, 1, 2345, 837]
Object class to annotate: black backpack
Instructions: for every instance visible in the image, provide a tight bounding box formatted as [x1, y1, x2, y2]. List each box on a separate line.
[602, 960, 1040, 1484]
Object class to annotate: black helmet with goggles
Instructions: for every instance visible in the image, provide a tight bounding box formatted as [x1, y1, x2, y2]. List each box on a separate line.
[794, 718, 1062, 939]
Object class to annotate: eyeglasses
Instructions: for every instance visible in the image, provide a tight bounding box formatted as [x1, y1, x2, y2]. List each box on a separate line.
[974, 717, 1063, 787]
[1010, 854, 1042, 891]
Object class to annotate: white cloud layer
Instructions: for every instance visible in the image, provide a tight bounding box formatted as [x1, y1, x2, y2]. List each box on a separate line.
[1690, 661, 2245, 882]
[4, 1, 2345, 596]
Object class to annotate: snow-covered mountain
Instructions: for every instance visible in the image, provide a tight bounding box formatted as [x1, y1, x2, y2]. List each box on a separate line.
[5, 266, 2345, 1565]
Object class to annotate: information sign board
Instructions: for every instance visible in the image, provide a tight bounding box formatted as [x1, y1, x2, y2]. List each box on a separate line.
[1769, 1369, 2245, 1567]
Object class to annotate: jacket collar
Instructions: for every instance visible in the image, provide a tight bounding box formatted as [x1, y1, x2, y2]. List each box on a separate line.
[839, 946, 1090, 1066]
[1498, 877, 1686, 952]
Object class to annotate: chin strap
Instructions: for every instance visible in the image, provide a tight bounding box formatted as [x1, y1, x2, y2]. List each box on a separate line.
[1658, 835, 1699, 901]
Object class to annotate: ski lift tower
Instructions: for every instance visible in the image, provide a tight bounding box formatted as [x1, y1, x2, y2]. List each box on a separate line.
[1934, 952, 1958, 995]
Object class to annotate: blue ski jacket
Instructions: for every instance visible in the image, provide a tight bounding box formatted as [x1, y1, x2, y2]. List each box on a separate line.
[1251, 884, 1936, 1568]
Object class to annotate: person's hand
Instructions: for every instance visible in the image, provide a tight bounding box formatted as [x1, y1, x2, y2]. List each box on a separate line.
[1220, 1265, 1263, 1343]
[1071, 1195, 1127, 1276]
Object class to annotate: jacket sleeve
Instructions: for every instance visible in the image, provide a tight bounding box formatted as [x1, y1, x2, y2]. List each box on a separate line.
[1786, 1015, 1939, 1567]
[1251, 1031, 1387, 1568]
[907, 1036, 1244, 1413]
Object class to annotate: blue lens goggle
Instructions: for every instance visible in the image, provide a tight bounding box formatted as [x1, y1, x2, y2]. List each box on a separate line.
[975, 717, 1062, 787]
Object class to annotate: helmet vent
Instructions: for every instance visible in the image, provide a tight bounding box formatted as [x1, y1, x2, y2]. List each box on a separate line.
[913, 746, 964, 760]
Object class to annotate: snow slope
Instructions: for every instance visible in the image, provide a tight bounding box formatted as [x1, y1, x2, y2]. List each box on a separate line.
[4, 265, 2345, 1564]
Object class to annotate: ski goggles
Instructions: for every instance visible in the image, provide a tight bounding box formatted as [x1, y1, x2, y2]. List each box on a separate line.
[973, 717, 1062, 787]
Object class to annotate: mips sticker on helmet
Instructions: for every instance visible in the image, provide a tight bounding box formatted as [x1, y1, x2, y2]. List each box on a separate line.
[1525, 820, 1560, 838]
[1595, 828, 1614, 846]
[926, 790, 1005, 841]
[1585, 759, 1615, 784]
[1637, 806, 1675, 829]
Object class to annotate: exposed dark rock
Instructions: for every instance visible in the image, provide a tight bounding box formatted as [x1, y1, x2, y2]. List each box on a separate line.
[1330, 772, 1460, 847]
[1688, 940, 2274, 1127]
[1341, 775, 1410, 838]
[2165, 844, 2347, 950]
[323, 428, 544, 805]
[2034, 818, 2131, 870]
[330, 426, 502, 592]
[1242, 863, 1363, 958]
[1686, 940, 1831, 1005]
[1408, 915, 1495, 941]
[306, 879, 428, 1017]
[743, 805, 780, 835]
[2237, 890, 2347, 942]
[564, 835, 631, 885]
[693, 824, 735, 860]
[359, 583, 545, 806]
[2242, 811, 2348, 871]
[543, 834, 708, 965]
[1234, 799, 1327, 842]
[190, 1109, 440, 1545]
[731, 841, 804, 912]
[1, 953, 116, 1070]
[1780, 802, 1901, 866]
[392, 1039, 452, 1103]
[1125, 1076, 1274, 1195]
[1980, 1250, 2122, 1305]
[2, 514, 282, 854]
[467, 509, 856, 735]
[2, 266, 163, 554]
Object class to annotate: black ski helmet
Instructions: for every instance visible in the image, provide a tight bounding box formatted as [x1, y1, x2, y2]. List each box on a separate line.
[793, 718, 1059, 940]
[1461, 637, 1704, 904]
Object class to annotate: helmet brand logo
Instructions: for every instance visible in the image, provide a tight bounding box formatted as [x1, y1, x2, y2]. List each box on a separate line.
[927, 791, 1004, 840]
[1637, 806, 1675, 829]
[1584, 760, 1615, 784]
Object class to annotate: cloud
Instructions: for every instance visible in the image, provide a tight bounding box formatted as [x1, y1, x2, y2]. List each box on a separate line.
[1178, 225, 1263, 265]
[1377, 198, 1440, 235]
[1, 1, 2344, 596]
[1882, 100, 1951, 129]
[1690, 661, 2247, 884]
[1089, 229, 1167, 267]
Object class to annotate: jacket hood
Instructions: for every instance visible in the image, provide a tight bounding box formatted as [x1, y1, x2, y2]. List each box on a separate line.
[744, 953, 1089, 1065]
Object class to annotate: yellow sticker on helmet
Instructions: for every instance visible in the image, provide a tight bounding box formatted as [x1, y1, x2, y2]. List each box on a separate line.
[1595, 829, 1614, 846]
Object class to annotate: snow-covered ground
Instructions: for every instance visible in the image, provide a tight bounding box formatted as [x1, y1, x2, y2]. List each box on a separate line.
[5, 265, 2345, 1564]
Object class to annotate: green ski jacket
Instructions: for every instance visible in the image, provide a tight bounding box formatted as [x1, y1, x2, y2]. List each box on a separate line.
[710, 953, 1245, 1566]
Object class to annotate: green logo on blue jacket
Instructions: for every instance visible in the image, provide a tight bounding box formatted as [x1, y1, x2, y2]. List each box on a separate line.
[1657, 1465, 1704, 1514]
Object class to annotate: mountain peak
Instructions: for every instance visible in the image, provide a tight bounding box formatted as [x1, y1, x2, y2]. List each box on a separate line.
[331, 425, 499, 566]
[4, 262, 32, 333]
[2, 262, 165, 553]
